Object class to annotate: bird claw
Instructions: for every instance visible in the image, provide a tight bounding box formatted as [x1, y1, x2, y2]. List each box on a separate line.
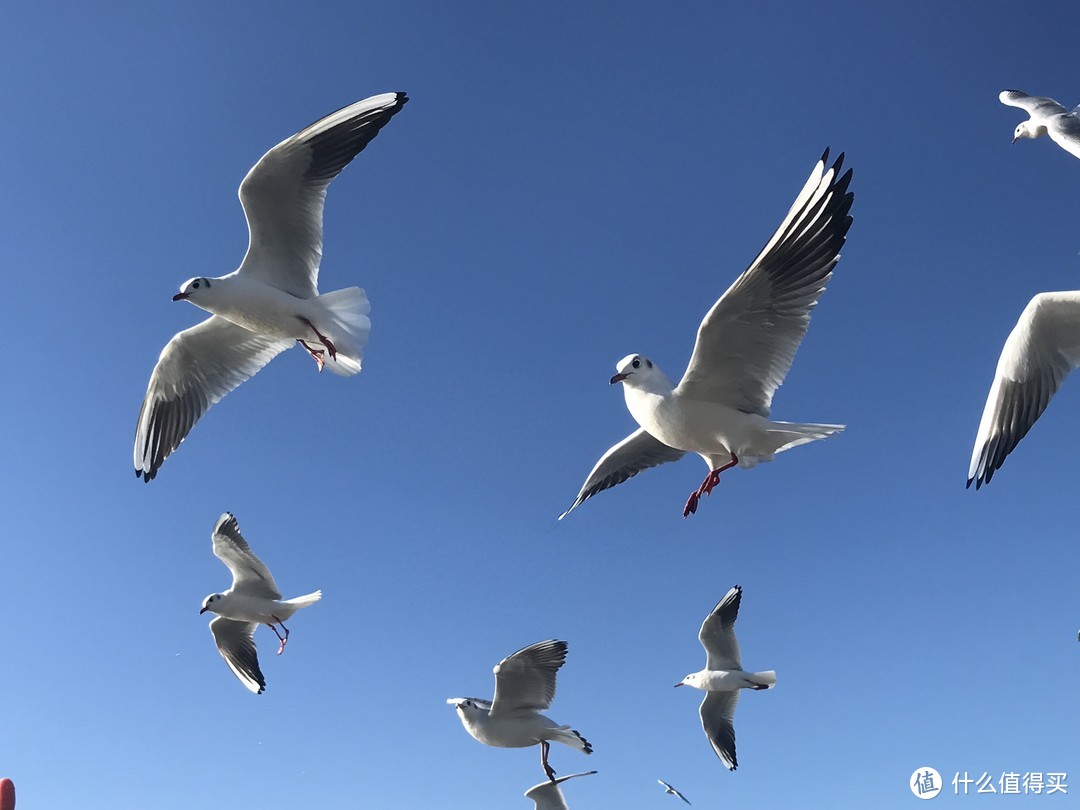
[683, 492, 699, 517]
[298, 340, 326, 372]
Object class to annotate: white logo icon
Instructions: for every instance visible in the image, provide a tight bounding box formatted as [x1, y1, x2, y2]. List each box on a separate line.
[911, 767, 942, 799]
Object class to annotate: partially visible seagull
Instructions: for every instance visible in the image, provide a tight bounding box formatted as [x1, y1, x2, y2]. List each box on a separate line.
[561, 150, 854, 519]
[657, 779, 691, 804]
[199, 512, 322, 694]
[134, 91, 408, 481]
[448, 639, 593, 780]
[676, 586, 776, 770]
[524, 771, 597, 810]
[967, 293, 1080, 489]
[1000, 90, 1080, 160]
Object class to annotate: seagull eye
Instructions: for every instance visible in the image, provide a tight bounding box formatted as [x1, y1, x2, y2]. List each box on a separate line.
[632, 359, 641, 369]
[192, 281, 200, 289]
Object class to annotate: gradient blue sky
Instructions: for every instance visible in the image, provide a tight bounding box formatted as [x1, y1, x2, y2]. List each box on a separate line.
[2, 1, 1078, 807]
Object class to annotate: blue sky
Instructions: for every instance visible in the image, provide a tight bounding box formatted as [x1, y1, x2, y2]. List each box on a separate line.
[1, 1, 1078, 807]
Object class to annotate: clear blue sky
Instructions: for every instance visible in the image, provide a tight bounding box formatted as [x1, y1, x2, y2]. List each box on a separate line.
[1, 1, 1078, 807]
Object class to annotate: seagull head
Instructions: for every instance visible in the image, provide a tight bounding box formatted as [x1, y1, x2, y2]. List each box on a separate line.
[610, 354, 673, 393]
[446, 697, 482, 718]
[199, 593, 224, 615]
[1012, 121, 1040, 143]
[173, 277, 214, 302]
[675, 672, 703, 689]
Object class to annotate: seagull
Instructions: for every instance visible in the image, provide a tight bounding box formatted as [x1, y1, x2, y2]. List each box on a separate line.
[561, 150, 854, 518]
[133, 91, 408, 481]
[999, 90, 1080, 160]
[524, 771, 597, 810]
[657, 779, 691, 804]
[967, 293, 1080, 488]
[447, 639, 593, 781]
[675, 586, 776, 770]
[199, 512, 322, 694]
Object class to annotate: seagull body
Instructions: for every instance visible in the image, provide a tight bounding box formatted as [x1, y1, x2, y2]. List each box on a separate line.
[676, 586, 775, 771]
[525, 771, 597, 810]
[134, 91, 408, 481]
[657, 779, 692, 804]
[1000, 89, 1080, 159]
[199, 512, 322, 694]
[448, 639, 592, 780]
[967, 292, 1080, 488]
[562, 150, 854, 518]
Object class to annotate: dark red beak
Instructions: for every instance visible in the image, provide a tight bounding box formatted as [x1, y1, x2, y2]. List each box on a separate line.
[610, 373, 629, 385]
[172, 292, 190, 302]
[199, 606, 209, 614]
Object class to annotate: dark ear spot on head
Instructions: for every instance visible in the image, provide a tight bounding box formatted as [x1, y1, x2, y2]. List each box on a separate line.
[646, 359, 653, 368]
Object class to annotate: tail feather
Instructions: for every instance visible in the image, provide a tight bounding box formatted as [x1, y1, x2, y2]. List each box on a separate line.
[750, 670, 777, 688]
[316, 287, 371, 377]
[552, 726, 593, 754]
[282, 590, 323, 610]
[756, 421, 844, 458]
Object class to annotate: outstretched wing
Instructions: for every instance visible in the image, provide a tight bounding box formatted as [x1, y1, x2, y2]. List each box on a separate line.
[490, 639, 568, 716]
[209, 617, 265, 695]
[700, 691, 740, 770]
[134, 316, 291, 481]
[676, 150, 854, 417]
[999, 89, 1070, 118]
[560, 428, 686, 518]
[236, 92, 408, 298]
[699, 586, 743, 671]
[968, 292, 1080, 488]
[211, 512, 281, 599]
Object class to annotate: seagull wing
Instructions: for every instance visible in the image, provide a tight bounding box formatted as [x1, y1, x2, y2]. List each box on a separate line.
[211, 512, 281, 599]
[134, 316, 291, 481]
[675, 150, 854, 416]
[559, 428, 686, 518]
[209, 617, 265, 695]
[699, 586, 743, 671]
[525, 772, 597, 810]
[236, 92, 408, 298]
[700, 690, 740, 770]
[999, 89, 1069, 118]
[490, 639, 568, 717]
[968, 292, 1080, 488]
[1048, 113, 1080, 159]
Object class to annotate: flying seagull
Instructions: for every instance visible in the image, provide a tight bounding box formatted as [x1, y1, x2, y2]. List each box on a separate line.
[134, 91, 408, 481]
[967, 293, 1080, 488]
[524, 771, 597, 810]
[447, 639, 593, 781]
[657, 779, 691, 804]
[561, 150, 854, 518]
[199, 512, 322, 694]
[999, 89, 1080, 160]
[675, 586, 776, 770]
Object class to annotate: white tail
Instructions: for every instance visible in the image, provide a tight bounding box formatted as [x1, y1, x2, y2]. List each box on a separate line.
[551, 726, 593, 754]
[282, 590, 323, 610]
[751, 670, 777, 688]
[762, 421, 844, 456]
[315, 287, 371, 377]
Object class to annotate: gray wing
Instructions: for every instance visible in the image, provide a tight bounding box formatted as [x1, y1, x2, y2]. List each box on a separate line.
[699, 586, 743, 671]
[700, 691, 740, 770]
[559, 428, 686, 519]
[968, 292, 1080, 488]
[675, 150, 854, 416]
[999, 89, 1070, 118]
[211, 512, 281, 599]
[236, 92, 408, 298]
[490, 639, 568, 716]
[525, 772, 597, 810]
[658, 780, 692, 804]
[1048, 114, 1080, 159]
[209, 617, 265, 694]
[134, 316, 291, 481]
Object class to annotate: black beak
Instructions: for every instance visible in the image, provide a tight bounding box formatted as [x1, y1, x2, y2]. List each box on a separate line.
[199, 606, 209, 614]
[172, 292, 190, 302]
[610, 372, 629, 384]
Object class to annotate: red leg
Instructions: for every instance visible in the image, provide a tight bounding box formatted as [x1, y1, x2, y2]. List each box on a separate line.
[684, 454, 739, 517]
[297, 340, 325, 372]
[299, 317, 337, 360]
[269, 616, 291, 655]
